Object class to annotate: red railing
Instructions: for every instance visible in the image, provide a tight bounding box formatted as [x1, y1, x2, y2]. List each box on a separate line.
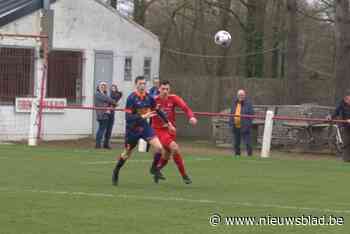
[41, 104, 349, 124]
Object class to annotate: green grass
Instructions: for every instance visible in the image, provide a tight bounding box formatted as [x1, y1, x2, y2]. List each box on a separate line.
[0, 144, 350, 234]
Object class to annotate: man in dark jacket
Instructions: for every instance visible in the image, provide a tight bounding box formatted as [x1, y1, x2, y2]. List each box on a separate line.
[104, 84, 123, 149]
[149, 78, 160, 98]
[330, 91, 350, 162]
[95, 82, 116, 149]
[229, 89, 254, 157]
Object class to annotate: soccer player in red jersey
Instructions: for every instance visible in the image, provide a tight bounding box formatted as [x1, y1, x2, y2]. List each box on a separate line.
[150, 80, 198, 184]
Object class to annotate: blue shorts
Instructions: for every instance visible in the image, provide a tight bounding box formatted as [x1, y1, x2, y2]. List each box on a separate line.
[125, 124, 156, 149]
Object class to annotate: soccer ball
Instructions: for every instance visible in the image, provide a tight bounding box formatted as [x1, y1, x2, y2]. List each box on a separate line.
[214, 30, 232, 48]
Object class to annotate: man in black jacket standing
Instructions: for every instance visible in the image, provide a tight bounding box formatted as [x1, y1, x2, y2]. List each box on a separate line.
[104, 84, 122, 149]
[95, 82, 116, 149]
[229, 89, 254, 157]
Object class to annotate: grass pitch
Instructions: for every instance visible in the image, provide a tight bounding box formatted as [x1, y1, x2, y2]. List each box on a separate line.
[0, 144, 349, 234]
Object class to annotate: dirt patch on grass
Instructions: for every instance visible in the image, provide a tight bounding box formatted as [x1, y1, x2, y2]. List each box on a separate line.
[37, 137, 98, 149]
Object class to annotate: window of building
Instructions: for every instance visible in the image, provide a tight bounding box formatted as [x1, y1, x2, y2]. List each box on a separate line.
[124, 56, 132, 81]
[143, 57, 152, 81]
[0, 47, 35, 104]
[47, 51, 83, 104]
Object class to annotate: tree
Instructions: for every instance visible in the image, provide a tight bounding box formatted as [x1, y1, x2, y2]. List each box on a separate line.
[111, 0, 117, 9]
[244, 0, 267, 78]
[133, 0, 159, 26]
[334, 0, 350, 101]
[285, 0, 300, 104]
[271, 0, 286, 79]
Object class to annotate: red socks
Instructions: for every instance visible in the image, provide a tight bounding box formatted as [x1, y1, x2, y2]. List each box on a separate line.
[173, 153, 186, 177]
[157, 157, 169, 169]
[156, 153, 187, 177]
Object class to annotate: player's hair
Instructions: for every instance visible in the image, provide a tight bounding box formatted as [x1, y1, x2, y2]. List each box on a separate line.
[160, 80, 170, 86]
[135, 76, 145, 84]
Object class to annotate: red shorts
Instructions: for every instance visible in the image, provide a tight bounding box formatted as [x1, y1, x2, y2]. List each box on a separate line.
[155, 128, 176, 149]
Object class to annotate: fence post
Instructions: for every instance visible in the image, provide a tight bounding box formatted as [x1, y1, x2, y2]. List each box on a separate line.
[28, 99, 39, 146]
[261, 110, 274, 158]
[138, 139, 148, 152]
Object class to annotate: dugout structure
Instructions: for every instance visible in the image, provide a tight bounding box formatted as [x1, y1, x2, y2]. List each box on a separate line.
[0, 33, 49, 145]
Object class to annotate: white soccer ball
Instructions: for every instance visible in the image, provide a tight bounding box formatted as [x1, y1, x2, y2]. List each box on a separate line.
[214, 30, 232, 48]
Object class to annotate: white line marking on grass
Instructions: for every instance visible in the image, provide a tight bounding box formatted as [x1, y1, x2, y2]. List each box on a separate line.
[1, 187, 350, 214]
[81, 158, 213, 165]
[190, 158, 213, 161]
[82, 161, 115, 165]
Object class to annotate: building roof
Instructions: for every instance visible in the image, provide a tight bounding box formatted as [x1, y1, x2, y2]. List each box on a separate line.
[0, 0, 56, 27]
[0, 0, 159, 43]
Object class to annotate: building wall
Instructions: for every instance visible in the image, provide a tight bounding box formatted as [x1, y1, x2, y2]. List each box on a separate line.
[0, 0, 160, 141]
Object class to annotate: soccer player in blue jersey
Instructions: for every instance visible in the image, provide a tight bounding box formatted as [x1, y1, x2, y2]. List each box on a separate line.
[112, 76, 175, 186]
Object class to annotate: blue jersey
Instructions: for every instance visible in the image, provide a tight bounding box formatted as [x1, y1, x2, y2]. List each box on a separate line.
[149, 87, 160, 98]
[125, 92, 156, 131]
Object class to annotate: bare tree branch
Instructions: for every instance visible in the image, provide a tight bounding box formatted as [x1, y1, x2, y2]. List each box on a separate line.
[203, 0, 247, 31]
[296, 8, 334, 23]
[238, 0, 254, 9]
[144, 0, 160, 11]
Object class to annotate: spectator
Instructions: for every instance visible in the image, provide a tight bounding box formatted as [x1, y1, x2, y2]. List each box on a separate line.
[95, 82, 116, 149]
[330, 90, 350, 162]
[229, 89, 254, 157]
[149, 78, 160, 98]
[104, 84, 123, 149]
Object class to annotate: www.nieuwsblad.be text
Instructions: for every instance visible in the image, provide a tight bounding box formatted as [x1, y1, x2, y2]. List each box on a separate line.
[209, 214, 344, 226]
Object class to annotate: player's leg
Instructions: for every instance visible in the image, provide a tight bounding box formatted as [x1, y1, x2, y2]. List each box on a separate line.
[151, 130, 191, 183]
[148, 136, 168, 183]
[150, 149, 169, 180]
[141, 126, 167, 183]
[169, 141, 192, 184]
[112, 131, 138, 186]
[112, 144, 136, 186]
[150, 129, 169, 175]
[156, 148, 171, 171]
[150, 151, 162, 174]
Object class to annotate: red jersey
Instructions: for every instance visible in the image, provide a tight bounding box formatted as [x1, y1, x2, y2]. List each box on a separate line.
[152, 94, 194, 129]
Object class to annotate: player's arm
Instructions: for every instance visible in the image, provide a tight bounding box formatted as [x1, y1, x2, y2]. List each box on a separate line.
[174, 95, 197, 125]
[154, 104, 170, 124]
[156, 107, 176, 132]
[150, 96, 170, 124]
